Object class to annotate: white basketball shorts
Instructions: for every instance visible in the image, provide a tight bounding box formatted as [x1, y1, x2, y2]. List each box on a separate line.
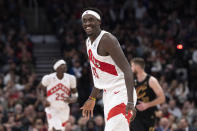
[103, 86, 137, 131]
[45, 106, 70, 130]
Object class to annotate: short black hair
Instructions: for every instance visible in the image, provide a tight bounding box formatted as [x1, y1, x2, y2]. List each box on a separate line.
[82, 7, 102, 20]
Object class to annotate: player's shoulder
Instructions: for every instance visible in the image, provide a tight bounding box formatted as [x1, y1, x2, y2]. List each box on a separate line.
[42, 72, 55, 79]
[149, 76, 158, 81]
[85, 38, 89, 46]
[64, 73, 76, 79]
[48, 72, 56, 77]
[102, 30, 117, 42]
[149, 75, 159, 85]
[101, 31, 119, 48]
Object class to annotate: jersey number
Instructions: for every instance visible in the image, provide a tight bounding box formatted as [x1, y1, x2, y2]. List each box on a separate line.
[56, 93, 66, 101]
[92, 67, 99, 78]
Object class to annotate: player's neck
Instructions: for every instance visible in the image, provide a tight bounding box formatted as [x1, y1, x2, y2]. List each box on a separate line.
[89, 29, 101, 44]
[56, 73, 64, 80]
[137, 71, 147, 82]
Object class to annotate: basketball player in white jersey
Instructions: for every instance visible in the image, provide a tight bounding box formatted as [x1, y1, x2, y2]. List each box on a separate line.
[37, 60, 78, 131]
[80, 8, 137, 131]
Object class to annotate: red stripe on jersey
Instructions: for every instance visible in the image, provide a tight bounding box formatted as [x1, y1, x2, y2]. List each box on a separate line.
[107, 103, 132, 124]
[62, 121, 68, 127]
[47, 83, 70, 97]
[88, 49, 118, 76]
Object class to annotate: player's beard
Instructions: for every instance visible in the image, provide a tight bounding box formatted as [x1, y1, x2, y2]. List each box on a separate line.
[133, 70, 138, 76]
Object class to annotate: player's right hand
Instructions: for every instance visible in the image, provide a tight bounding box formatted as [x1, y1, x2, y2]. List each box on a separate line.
[80, 99, 95, 119]
[126, 102, 136, 122]
[44, 100, 50, 107]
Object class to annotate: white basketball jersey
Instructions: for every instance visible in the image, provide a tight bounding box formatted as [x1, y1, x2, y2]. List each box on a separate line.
[41, 73, 76, 108]
[86, 30, 125, 89]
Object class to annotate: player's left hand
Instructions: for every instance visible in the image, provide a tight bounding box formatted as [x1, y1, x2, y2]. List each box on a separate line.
[126, 102, 136, 122]
[44, 100, 50, 107]
[136, 101, 149, 111]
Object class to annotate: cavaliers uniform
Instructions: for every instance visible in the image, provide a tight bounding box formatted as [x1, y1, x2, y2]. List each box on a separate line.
[86, 30, 137, 131]
[130, 75, 157, 131]
[41, 73, 76, 130]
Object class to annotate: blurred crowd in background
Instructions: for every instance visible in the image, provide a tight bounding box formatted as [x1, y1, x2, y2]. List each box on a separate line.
[0, 0, 197, 131]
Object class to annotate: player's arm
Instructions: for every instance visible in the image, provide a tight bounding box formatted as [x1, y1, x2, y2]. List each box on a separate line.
[37, 83, 45, 99]
[136, 76, 165, 111]
[37, 82, 45, 89]
[80, 86, 101, 119]
[101, 33, 136, 116]
[101, 34, 134, 102]
[36, 83, 45, 98]
[147, 76, 165, 107]
[80, 50, 101, 119]
[38, 75, 49, 92]
[37, 75, 48, 98]
[36, 83, 50, 107]
[37, 75, 51, 107]
[64, 88, 78, 103]
[89, 87, 101, 99]
[64, 75, 78, 103]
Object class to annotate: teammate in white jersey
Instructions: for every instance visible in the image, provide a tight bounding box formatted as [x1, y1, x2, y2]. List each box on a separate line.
[37, 60, 78, 131]
[80, 8, 137, 131]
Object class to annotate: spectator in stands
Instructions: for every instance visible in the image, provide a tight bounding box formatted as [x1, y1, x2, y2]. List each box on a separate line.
[75, 116, 88, 131]
[86, 120, 98, 131]
[168, 99, 182, 119]
[32, 117, 47, 131]
[175, 118, 190, 131]
[94, 115, 104, 131]
[156, 117, 170, 131]
[175, 83, 189, 104]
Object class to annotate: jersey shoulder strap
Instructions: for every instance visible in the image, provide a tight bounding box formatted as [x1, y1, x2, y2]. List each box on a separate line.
[146, 74, 151, 87]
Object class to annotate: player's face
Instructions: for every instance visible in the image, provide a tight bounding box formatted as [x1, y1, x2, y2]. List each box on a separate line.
[131, 63, 137, 74]
[82, 14, 101, 36]
[56, 64, 66, 73]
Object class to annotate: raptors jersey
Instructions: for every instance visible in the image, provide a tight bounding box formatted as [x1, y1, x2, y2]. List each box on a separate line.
[41, 73, 76, 109]
[86, 30, 125, 89]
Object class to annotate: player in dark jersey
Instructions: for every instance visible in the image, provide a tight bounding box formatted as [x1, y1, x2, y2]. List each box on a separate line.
[130, 57, 165, 131]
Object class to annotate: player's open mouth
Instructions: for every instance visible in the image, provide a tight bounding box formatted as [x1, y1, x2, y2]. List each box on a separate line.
[85, 27, 92, 32]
